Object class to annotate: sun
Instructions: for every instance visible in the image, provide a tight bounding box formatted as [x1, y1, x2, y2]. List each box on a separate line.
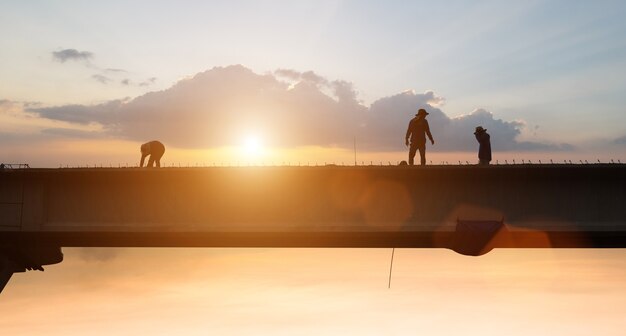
[242, 135, 264, 156]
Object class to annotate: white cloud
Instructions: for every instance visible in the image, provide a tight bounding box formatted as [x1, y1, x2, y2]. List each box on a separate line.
[28, 65, 572, 152]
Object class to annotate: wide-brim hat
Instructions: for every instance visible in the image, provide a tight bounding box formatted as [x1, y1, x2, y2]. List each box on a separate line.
[415, 108, 429, 116]
[474, 126, 486, 134]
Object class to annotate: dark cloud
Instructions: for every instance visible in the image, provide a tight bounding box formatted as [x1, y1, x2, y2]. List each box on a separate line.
[28, 65, 570, 151]
[0, 99, 36, 118]
[139, 77, 157, 87]
[23, 101, 42, 108]
[0, 128, 67, 147]
[52, 48, 93, 63]
[331, 80, 359, 103]
[51, 49, 156, 87]
[614, 135, 626, 145]
[105, 68, 128, 73]
[92, 74, 111, 84]
[120, 77, 156, 87]
[32, 99, 126, 125]
[0, 99, 13, 112]
[361, 91, 571, 152]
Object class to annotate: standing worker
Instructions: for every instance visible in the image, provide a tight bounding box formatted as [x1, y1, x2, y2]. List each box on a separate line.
[405, 108, 435, 165]
[474, 126, 491, 165]
[140, 140, 165, 168]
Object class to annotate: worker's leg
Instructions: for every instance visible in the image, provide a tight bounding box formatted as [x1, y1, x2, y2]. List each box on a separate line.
[154, 154, 163, 168]
[408, 145, 417, 165]
[151, 148, 164, 168]
[418, 145, 426, 165]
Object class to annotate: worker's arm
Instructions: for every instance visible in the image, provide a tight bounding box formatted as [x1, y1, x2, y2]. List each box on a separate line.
[139, 142, 151, 167]
[425, 120, 434, 145]
[476, 133, 488, 145]
[405, 121, 412, 146]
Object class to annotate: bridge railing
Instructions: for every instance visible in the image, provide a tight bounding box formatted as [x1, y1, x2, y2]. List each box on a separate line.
[0, 163, 30, 169]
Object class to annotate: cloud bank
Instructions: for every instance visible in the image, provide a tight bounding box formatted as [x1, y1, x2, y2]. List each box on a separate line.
[29, 65, 571, 152]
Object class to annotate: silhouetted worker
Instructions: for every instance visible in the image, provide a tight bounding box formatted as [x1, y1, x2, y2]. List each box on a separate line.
[140, 140, 165, 168]
[405, 108, 435, 165]
[474, 126, 491, 165]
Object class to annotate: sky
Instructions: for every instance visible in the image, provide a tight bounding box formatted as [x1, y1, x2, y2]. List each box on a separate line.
[1, 1, 626, 334]
[1, 0, 626, 166]
[1, 248, 625, 335]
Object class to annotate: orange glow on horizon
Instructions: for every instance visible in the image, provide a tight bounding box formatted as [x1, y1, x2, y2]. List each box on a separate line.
[3, 136, 624, 168]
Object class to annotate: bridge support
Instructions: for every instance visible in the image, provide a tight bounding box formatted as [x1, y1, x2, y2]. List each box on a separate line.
[452, 219, 507, 256]
[0, 244, 63, 293]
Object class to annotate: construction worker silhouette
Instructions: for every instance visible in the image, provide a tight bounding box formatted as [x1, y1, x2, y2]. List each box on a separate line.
[474, 126, 491, 165]
[405, 109, 435, 165]
[140, 140, 165, 168]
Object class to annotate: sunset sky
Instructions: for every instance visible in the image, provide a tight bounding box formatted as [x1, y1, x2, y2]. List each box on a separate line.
[2, 0, 626, 166]
[1, 1, 625, 334]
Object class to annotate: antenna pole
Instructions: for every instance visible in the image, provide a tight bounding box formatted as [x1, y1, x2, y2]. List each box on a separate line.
[354, 137, 357, 166]
[388, 248, 395, 289]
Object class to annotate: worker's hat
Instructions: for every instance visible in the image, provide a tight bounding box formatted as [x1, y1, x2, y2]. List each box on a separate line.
[415, 108, 429, 117]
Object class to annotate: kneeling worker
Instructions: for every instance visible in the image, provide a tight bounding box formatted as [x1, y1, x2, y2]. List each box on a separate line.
[140, 140, 165, 168]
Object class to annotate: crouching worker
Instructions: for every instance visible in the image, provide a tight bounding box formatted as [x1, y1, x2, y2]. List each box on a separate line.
[474, 126, 491, 165]
[140, 140, 165, 168]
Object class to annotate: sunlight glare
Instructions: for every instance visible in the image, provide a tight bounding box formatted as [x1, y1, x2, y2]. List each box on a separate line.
[242, 135, 264, 157]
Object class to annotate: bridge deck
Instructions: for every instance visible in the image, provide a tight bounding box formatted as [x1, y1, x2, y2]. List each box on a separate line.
[1, 165, 624, 249]
[2, 165, 624, 293]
